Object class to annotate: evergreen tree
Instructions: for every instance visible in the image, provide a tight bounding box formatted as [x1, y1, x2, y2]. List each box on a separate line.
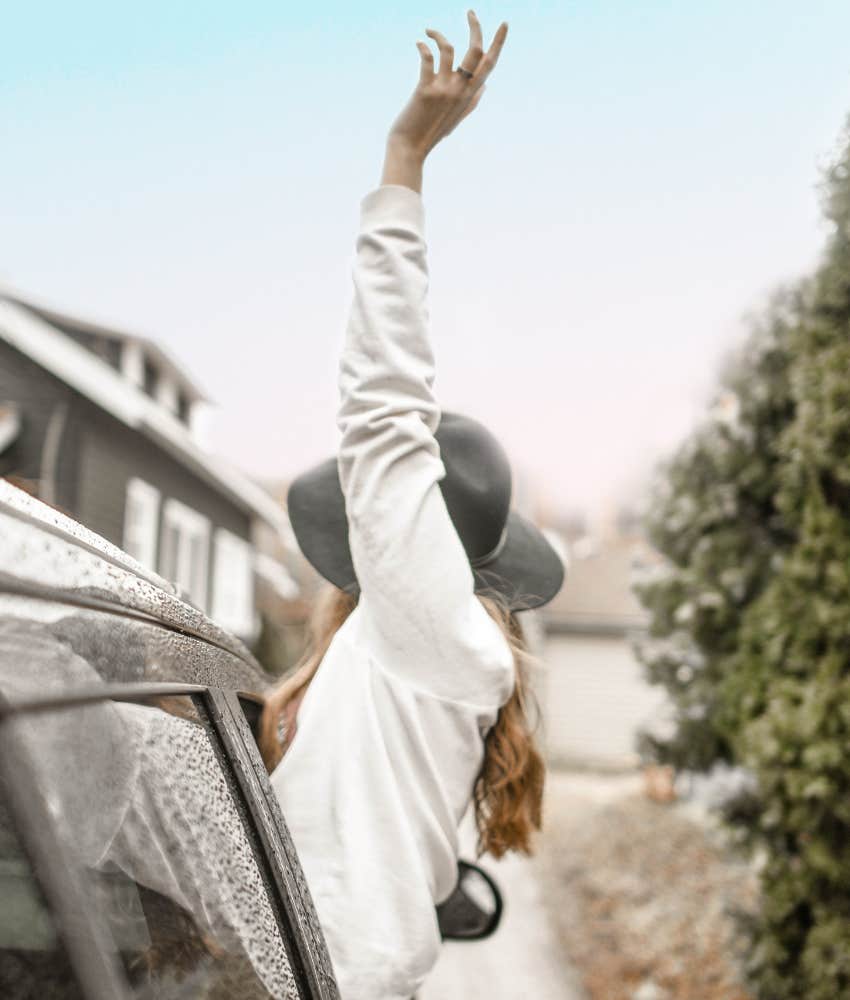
[634, 289, 798, 771]
[637, 123, 850, 998]
[718, 129, 850, 999]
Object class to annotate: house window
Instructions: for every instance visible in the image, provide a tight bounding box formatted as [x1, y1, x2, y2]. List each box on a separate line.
[177, 390, 190, 426]
[159, 499, 210, 610]
[155, 374, 179, 415]
[211, 529, 255, 637]
[121, 340, 145, 387]
[123, 478, 160, 571]
[143, 356, 158, 397]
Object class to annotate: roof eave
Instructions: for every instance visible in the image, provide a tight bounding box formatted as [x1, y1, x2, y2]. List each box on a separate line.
[0, 298, 289, 541]
[0, 285, 209, 403]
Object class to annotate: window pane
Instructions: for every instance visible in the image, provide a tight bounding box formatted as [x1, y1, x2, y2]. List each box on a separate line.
[189, 533, 206, 606]
[212, 529, 254, 637]
[160, 500, 209, 611]
[3, 695, 301, 1000]
[143, 357, 158, 397]
[160, 522, 180, 584]
[0, 786, 84, 999]
[123, 479, 160, 571]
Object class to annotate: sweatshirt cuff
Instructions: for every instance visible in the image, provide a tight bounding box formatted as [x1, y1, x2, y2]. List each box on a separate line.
[360, 184, 425, 235]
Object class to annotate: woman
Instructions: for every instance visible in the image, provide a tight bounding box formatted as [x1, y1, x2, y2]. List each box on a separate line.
[260, 12, 565, 999]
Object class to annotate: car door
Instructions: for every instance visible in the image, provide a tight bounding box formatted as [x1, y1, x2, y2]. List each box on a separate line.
[0, 664, 339, 999]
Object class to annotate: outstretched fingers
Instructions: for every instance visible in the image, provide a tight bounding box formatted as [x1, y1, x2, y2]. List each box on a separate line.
[424, 27, 455, 78]
[458, 9, 485, 75]
[416, 40, 435, 83]
[468, 21, 508, 92]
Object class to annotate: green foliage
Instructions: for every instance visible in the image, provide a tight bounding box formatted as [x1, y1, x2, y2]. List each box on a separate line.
[635, 286, 798, 771]
[636, 122, 850, 997]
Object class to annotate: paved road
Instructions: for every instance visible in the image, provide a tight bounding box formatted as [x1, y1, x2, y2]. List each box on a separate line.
[420, 833, 586, 1000]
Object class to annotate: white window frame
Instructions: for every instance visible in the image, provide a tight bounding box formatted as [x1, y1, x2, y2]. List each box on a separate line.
[159, 498, 211, 611]
[123, 478, 160, 571]
[211, 528, 255, 638]
[155, 373, 179, 416]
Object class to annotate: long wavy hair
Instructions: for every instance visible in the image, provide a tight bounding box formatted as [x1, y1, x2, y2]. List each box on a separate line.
[258, 584, 545, 858]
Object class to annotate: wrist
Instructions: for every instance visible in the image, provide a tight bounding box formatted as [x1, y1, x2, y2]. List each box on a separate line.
[385, 133, 427, 164]
[381, 137, 426, 193]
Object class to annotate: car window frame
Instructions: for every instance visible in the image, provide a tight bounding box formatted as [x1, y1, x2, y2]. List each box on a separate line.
[0, 682, 339, 1000]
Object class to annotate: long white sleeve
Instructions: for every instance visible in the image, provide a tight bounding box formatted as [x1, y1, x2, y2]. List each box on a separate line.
[337, 184, 513, 708]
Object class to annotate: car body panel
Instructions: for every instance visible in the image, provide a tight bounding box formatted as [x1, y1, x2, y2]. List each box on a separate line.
[0, 479, 264, 689]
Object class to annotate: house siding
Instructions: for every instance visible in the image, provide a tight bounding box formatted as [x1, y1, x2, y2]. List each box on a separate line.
[0, 340, 252, 609]
[0, 340, 80, 509]
[75, 403, 251, 550]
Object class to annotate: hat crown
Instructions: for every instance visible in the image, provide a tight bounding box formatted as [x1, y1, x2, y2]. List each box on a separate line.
[435, 412, 512, 563]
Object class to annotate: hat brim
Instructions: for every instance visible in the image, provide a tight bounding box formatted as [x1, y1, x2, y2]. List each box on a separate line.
[287, 459, 565, 613]
[471, 509, 565, 612]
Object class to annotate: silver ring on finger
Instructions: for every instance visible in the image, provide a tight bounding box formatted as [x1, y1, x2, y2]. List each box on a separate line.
[456, 65, 474, 80]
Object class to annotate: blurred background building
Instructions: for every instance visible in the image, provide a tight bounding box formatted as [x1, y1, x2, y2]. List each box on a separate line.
[0, 286, 301, 654]
[540, 526, 667, 770]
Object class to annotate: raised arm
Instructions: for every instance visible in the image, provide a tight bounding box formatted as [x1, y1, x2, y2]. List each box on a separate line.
[337, 14, 511, 704]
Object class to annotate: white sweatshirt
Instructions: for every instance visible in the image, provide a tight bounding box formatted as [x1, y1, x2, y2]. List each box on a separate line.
[270, 184, 516, 1000]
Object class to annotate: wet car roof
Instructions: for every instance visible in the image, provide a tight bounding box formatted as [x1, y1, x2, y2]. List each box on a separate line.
[0, 480, 270, 693]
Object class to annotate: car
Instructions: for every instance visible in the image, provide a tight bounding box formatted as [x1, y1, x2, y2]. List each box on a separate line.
[0, 480, 502, 1000]
[0, 479, 340, 1000]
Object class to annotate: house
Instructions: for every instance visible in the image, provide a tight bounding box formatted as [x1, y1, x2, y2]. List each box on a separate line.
[540, 532, 668, 770]
[0, 287, 297, 644]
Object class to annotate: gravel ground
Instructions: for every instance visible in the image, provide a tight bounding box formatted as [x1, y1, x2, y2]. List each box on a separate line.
[535, 771, 759, 1000]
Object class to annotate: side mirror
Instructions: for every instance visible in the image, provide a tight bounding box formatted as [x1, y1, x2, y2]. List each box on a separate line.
[436, 859, 503, 941]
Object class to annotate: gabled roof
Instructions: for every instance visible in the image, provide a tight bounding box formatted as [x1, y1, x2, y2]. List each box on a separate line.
[0, 294, 292, 542]
[0, 285, 208, 403]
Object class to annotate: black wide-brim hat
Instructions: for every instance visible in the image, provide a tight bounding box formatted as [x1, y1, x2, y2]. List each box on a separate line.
[287, 412, 566, 612]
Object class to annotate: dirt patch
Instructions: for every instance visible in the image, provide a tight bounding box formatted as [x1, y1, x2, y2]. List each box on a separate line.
[534, 773, 758, 1000]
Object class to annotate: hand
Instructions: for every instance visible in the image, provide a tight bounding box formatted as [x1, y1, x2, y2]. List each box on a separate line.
[381, 11, 509, 191]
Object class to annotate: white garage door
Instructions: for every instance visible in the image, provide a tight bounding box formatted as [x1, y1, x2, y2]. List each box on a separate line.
[543, 633, 668, 769]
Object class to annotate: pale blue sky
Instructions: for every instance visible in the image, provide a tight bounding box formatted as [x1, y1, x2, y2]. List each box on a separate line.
[4, 2, 850, 516]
